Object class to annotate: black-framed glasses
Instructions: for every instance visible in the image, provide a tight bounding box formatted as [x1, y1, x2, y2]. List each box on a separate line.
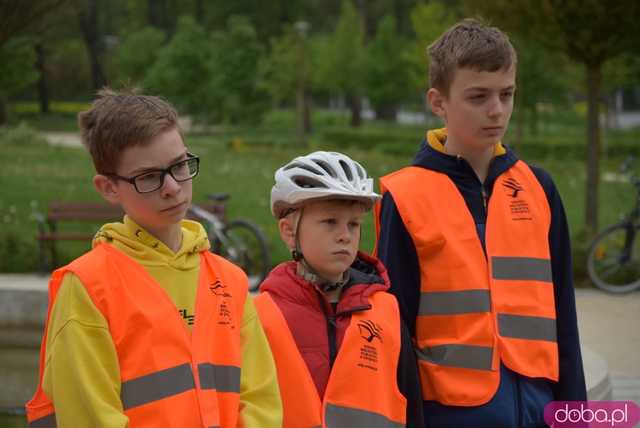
[106, 153, 200, 193]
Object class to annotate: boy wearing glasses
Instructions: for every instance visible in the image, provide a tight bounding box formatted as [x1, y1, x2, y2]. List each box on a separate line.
[26, 89, 282, 427]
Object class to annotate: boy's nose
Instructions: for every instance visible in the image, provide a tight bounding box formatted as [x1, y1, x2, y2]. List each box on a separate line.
[336, 225, 351, 243]
[160, 174, 181, 197]
[488, 96, 503, 117]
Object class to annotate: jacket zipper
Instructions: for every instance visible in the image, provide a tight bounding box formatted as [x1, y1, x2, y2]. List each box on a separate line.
[481, 185, 488, 213]
[317, 293, 338, 368]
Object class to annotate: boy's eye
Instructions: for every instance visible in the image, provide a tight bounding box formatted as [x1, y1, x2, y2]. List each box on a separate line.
[501, 91, 514, 99]
[171, 160, 190, 177]
[349, 221, 361, 228]
[323, 218, 337, 225]
[138, 171, 162, 182]
[469, 94, 486, 101]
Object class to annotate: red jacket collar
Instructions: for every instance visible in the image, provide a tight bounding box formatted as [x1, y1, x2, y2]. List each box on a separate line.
[259, 252, 390, 314]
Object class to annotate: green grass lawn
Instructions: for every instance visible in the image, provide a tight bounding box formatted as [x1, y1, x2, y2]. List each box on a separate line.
[0, 128, 637, 286]
[0, 414, 26, 428]
[2, 103, 639, 281]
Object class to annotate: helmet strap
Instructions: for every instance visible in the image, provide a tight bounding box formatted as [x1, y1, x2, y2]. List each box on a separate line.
[291, 249, 303, 261]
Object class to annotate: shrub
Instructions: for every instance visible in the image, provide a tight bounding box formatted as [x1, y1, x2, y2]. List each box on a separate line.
[0, 123, 47, 146]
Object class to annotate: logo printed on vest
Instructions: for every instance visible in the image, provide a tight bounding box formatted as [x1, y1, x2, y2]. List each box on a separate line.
[357, 320, 383, 343]
[503, 177, 532, 221]
[357, 320, 382, 372]
[209, 279, 232, 297]
[502, 178, 524, 198]
[209, 279, 235, 328]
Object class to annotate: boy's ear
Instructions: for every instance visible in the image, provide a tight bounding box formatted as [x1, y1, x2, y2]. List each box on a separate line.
[427, 88, 447, 120]
[278, 217, 296, 250]
[93, 174, 121, 204]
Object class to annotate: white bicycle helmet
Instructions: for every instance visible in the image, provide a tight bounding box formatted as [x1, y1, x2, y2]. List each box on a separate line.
[271, 151, 381, 218]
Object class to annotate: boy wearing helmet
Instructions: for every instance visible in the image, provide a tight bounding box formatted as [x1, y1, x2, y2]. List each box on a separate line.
[254, 151, 424, 427]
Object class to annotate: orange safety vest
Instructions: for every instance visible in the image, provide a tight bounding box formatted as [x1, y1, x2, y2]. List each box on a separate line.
[254, 291, 407, 428]
[26, 243, 247, 427]
[377, 161, 558, 406]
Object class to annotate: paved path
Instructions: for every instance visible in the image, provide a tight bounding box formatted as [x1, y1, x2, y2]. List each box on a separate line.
[574, 288, 640, 403]
[43, 131, 82, 147]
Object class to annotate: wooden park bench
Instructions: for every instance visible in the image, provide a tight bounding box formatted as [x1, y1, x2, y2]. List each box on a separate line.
[35, 200, 225, 272]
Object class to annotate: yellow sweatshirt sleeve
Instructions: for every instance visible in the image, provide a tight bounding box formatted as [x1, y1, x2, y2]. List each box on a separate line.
[238, 296, 283, 428]
[42, 272, 128, 428]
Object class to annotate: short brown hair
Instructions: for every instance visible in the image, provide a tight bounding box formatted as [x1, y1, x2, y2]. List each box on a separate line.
[78, 88, 181, 174]
[428, 19, 517, 96]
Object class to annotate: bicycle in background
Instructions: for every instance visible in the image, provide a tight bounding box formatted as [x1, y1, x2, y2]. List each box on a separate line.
[586, 156, 640, 294]
[188, 193, 270, 292]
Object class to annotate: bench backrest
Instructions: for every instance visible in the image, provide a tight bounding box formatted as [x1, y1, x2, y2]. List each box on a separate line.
[47, 201, 224, 223]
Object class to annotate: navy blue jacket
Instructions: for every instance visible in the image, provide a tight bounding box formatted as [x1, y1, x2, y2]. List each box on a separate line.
[377, 138, 587, 428]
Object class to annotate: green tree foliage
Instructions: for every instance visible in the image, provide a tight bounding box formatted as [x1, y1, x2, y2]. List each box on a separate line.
[203, 1, 303, 41]
[114, 26, 166, 84]
[142, 15, 267, 124]
[510, 35, 574, 141]
[0, 0, 67, 47]
[0, 37, 38, 95]
[0, 36, 39, 123]
[258, 27, 299, 104]
[319, 1, 364, 96]
[143, 16, 213, 117]
[207, 15, 268, 124]
[365, 15, 412, 120]
[407, 2, 457, 95]
[315, 1, 366, 125]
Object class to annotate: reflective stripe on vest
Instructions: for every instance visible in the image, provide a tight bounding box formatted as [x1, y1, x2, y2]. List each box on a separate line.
[255, 291, 407, 428]
[325, 403, 405, 428]
[198, 363, 242, 392]
[121, 363, 195, 410]
[26, 244, 246, 427]
[379, 161, 558, 406]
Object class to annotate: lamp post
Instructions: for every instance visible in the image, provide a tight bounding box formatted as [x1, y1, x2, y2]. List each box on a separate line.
[294, 20, 310, 147]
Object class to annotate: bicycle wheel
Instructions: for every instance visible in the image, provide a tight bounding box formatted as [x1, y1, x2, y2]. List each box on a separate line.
[587, 221, 640, 293]
[214, 219, 271, 292]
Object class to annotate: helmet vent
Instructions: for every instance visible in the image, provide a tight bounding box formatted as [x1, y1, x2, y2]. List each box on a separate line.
[339, 160, 353, 181]
[284, 162, 323, 175]
[293, 176, 328, 189]
[312, 159, 336, 178]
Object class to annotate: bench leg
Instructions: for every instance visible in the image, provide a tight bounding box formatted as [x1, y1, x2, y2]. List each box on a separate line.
[50, 222, 58, 271]
[38, 239, 47, 274]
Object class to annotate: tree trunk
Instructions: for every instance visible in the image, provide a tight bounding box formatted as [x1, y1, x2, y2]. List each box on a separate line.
[296, 30, 309, 147]
[303, 90, 312, 135]
[148, 0, 173, 34]
[0, 96, 7, 126]
[296, 78, 306, 147]
[530, 104, 539, 136]
[513, 88, 524, 148]
[148, 0, 166, 29]
[77, 0, 106, 91]
[585, 64, 601, 237]
[35, 42, 49, 114]
[348, 94, 362, 127]
[195, 0, 204, 25]
[375, 104, 397, 122]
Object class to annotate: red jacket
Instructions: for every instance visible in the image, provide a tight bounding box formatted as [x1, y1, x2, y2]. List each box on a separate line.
[259, 252, 425, 427]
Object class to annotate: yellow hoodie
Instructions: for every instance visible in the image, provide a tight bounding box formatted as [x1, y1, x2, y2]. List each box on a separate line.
[41, 216, 282, 427]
